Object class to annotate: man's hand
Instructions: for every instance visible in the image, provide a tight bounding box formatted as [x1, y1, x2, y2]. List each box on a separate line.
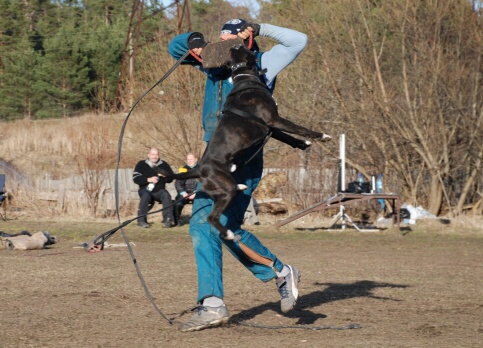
[148, 176, 159, 183]
[239, 22, 260, 38]
[188, 32, 207, 56]
[182, 192, 196, 200]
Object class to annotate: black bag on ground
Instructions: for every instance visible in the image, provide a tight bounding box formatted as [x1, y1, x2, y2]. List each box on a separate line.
[400, 208, 411, 219]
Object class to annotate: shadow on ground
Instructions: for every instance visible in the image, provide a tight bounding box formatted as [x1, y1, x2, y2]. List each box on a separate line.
[229, 280, 409, 326]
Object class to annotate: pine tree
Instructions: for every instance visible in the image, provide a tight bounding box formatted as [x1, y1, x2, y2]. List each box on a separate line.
[0, 0, 47, 120]
[0, 36, 42, 120]
[34, 23, 92, 118]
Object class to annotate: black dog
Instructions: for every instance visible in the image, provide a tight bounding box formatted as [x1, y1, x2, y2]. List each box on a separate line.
[166, 44, 331, 240]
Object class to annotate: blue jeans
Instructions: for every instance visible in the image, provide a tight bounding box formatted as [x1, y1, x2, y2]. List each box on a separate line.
[189, 151, 284, 303]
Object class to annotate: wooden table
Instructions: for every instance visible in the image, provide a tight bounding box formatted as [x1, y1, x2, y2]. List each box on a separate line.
[275, 192, 401, 229]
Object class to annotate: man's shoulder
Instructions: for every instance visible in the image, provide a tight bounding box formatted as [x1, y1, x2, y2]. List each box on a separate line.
[135, 159, 146, 167]
[157, 160, 171, 168]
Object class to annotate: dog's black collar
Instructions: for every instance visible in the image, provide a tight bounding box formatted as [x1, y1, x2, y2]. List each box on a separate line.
[233, 73, 258, 80]
[233, 67, 267, 79]
[230, 62, 247, 71]
[231, 60, 267, 77]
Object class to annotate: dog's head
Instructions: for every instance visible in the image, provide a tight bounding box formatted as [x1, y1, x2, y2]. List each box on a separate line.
[226, 44, 258, 74]
[42, 231, 57, 245]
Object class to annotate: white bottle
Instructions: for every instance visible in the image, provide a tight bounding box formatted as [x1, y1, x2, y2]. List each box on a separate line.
[376, 174, 383, 193]
[147, 183, 155, 191]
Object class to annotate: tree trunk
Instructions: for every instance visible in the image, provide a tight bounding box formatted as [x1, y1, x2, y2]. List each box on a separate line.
[427, 173, 443, 215]
[456, 150, 482, 214]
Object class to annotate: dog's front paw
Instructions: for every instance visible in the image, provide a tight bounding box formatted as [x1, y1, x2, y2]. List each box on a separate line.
[237, 184, 248, 191]
[320, 134, 332, 142]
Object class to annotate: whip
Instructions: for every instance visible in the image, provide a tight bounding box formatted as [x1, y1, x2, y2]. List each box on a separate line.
[80, 50, 191, 325]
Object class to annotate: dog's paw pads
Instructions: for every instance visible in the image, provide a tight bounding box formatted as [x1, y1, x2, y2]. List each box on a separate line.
[230, 164, 237, 172]
[237, 184, 248, 190]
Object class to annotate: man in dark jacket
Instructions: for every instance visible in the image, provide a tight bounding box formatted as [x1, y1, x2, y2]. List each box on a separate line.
[174, 153, 199, 226]
[132, 147, 175, 228]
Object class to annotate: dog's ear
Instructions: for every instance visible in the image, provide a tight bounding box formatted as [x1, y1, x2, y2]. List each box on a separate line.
[229, 45, 243, 61]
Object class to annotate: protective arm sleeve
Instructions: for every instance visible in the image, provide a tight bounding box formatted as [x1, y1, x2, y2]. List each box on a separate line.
[258, 24, 308, 89]
[168, 32, 203, 66]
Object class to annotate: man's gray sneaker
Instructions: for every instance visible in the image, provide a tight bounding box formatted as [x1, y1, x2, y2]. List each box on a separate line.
[275, 265, 301, 312]
[137, 221, 150, 228]
[163, 218, 175, 228]
[179, 305, 230, 332]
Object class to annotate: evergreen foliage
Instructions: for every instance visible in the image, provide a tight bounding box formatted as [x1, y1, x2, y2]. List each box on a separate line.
[0, 0, 161, 120]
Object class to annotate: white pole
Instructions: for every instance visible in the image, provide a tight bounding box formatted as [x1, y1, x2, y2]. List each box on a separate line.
[340, 134, 345, 192]
[340, 134, 346, 230]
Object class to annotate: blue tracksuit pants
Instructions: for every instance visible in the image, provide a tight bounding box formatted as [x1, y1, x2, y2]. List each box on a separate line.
[188, 150, 284, 303]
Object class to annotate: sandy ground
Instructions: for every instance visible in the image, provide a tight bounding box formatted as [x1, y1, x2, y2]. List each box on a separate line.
[1, 219, 482, 348]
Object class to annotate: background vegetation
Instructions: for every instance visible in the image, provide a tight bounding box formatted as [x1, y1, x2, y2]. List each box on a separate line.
[0, 0, 482, 219]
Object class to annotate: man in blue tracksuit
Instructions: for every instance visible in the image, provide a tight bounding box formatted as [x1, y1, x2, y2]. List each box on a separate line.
[168, 19, 307, 332]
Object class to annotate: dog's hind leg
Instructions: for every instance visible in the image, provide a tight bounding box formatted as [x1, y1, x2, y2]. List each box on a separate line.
[268, 116, 331, 141]
[207, 190, 237, 241]
[202, 172, 239, 241]
[271, 128, 312, 150]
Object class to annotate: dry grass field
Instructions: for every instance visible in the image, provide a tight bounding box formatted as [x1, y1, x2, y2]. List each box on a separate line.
[1, 216, 482, 348]
[1, 115, 482, 347]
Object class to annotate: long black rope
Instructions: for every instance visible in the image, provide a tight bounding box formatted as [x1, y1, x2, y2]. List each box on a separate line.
[110, 51, 191, 325]
[87, 191, 199, 248]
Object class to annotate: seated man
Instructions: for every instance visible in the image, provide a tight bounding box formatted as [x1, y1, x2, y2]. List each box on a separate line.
[132, 147, 175, 228]
[174, 153, 199, 226]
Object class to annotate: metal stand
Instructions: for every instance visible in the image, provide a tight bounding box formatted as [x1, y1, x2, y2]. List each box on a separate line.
[334, 134, 357, 230]
[329, 205, 361, 231]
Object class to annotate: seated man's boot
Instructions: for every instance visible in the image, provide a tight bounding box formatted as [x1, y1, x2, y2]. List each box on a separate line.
[137, 219, 150, 228]
[163, 218, 174, 228]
